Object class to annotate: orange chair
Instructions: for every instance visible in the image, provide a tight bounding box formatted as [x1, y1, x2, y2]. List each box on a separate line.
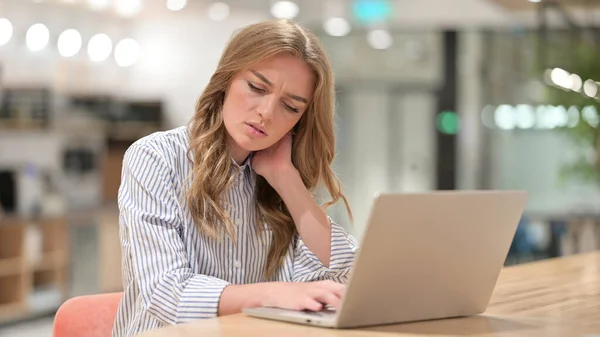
[53, 292, 123, 337]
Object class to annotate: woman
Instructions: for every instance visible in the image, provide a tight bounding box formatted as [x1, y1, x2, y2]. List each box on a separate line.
[112, 19, 358, 337]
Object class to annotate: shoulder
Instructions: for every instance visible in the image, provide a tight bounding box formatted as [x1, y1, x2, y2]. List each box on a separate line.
[122, 126, 192, 181]
[128, 126, 189, 155]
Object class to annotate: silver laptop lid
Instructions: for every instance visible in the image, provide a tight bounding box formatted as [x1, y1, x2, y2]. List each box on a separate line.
[336, 190, 528, 328]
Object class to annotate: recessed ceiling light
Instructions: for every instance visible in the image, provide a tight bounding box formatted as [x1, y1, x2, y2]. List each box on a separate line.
[115, 38, 140, 67]
[115, 0, 142, 17]
[270, 1, 299, 19]
[0, 18, 13, 46]
[57, 29, 83, 57]
[208, 2, 230, 21]
[26, 23, 50, 52]
[323, 17, 351, 37]
[367, 29, 392, 50]
[167, 0, 187, 11]
[88, 33, 113, 62]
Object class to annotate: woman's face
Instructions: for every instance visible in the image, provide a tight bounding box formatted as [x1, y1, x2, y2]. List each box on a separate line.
[222, 53, 315, 163]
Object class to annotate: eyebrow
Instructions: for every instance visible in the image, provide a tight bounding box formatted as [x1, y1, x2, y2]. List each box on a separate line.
[251, 70, 309, 104]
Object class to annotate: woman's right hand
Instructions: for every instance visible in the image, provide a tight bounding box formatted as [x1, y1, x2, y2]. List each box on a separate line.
[261, 280, 346, 311]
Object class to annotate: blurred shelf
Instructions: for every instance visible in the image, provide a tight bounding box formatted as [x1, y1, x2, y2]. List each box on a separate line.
[0, 118, 47, 131]
[0, 302, 60, 326]
[0, 258, 23, 277]
[0, 303, 27, 325]
[0, 217, 69, 325]
[33, 251, 67, 272]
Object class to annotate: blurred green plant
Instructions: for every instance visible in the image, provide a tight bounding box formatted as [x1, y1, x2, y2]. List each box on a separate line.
[541, 38, 600, 186]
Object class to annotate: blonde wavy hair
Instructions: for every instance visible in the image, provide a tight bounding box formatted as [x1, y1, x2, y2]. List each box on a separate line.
[186, 19, 351, 278]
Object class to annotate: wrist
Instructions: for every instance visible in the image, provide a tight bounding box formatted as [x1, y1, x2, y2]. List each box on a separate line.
[269, 165, 300, 192]
[219, 282, 275, 315]
[257, 282, 286, 307]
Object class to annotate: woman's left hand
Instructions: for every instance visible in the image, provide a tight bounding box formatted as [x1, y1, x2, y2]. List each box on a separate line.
[252, 132, 297, 189]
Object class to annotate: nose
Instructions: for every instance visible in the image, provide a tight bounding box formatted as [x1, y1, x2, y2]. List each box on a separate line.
[257, 96, 276, 122]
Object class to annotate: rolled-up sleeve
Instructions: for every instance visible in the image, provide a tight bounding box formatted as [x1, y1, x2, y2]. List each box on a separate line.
[119, 143, 230, 324]
[292, 218, 358, 283]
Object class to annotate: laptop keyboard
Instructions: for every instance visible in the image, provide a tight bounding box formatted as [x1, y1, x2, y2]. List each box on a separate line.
[302, 308, 337, 317]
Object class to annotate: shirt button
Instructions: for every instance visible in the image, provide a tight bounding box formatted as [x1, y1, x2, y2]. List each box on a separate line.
[234, 260, 241, 268]
[235, 218, 243, 226]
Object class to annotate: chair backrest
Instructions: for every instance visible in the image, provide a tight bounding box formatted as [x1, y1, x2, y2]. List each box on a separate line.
[53, 292, 123, 337]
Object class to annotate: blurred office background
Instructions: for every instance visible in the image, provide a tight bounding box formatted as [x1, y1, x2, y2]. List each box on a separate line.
[1, 0, 600, 334]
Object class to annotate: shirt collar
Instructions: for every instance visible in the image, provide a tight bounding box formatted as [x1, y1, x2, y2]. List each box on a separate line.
[230, 152, 253, 174]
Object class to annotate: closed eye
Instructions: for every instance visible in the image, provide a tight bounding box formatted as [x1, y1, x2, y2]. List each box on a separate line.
[283, 103, 299, 113]
[247, 81, 265, 94]
[249, 81, 299, 113]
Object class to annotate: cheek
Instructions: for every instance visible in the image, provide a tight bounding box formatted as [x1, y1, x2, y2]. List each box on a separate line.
[273, 114, 303, 136]
[224, 85, 250, 119]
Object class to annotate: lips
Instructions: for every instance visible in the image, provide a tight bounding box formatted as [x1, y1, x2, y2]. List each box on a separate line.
[246, 122, 267, 136]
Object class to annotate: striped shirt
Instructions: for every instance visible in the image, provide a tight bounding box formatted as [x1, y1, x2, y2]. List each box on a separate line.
[112, 126, 358, 337]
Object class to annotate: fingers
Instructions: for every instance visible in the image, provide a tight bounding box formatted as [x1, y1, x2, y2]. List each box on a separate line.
[317, 280, 346, 298]
[315, 292, 342, 309]
[306, 283, 344, 310]
[280, 281, 347, 312]
[302, 298, 323, 312]
[329, 282, 346, 298]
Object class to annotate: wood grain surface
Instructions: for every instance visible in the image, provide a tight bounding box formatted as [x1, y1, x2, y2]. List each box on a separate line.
[137, 252, 600, 337]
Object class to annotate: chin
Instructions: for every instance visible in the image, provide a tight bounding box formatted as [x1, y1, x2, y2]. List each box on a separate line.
[233, 135, 271, 152]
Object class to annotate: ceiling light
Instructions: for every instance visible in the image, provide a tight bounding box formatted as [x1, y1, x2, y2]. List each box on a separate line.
[494, 105, 516, 130]
[88, 0, 111, 10]
[88, 33, 113, 62]
[583, 80, 598, 98]
[115, 38, 140, 67]
[514, 105, 536, 129]
[26, 23, 50, 52]
[570, 74, 582, 92]
[550, 68, 571, 89]
[323, 17, 351, 37]
[352, 0, 392, 24]
[57, 29, 82, 57]
[115, 0, 142, 17]
[270, 1, 299, 19]
[582, 106, 599, 127]
[367, 29, 392, 50]
[208, 2, 230, 21]
[528, 0, 541, 3]
[0, 18, 13, 46]
[166, 0, 187, 11]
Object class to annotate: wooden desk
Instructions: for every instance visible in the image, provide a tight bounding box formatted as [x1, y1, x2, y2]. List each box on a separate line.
[138, 252, 600, 337]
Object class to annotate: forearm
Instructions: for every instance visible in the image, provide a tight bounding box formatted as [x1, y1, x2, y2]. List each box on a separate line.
[218, 282, 275, 315]
[142, 271, 231, 324]
[272, 167, 332, 267]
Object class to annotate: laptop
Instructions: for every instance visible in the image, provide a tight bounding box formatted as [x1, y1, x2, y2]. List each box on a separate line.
[243, 190, 528, 329]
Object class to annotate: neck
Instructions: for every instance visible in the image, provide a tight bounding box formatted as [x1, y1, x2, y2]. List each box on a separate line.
[227, 136, 250, 166]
